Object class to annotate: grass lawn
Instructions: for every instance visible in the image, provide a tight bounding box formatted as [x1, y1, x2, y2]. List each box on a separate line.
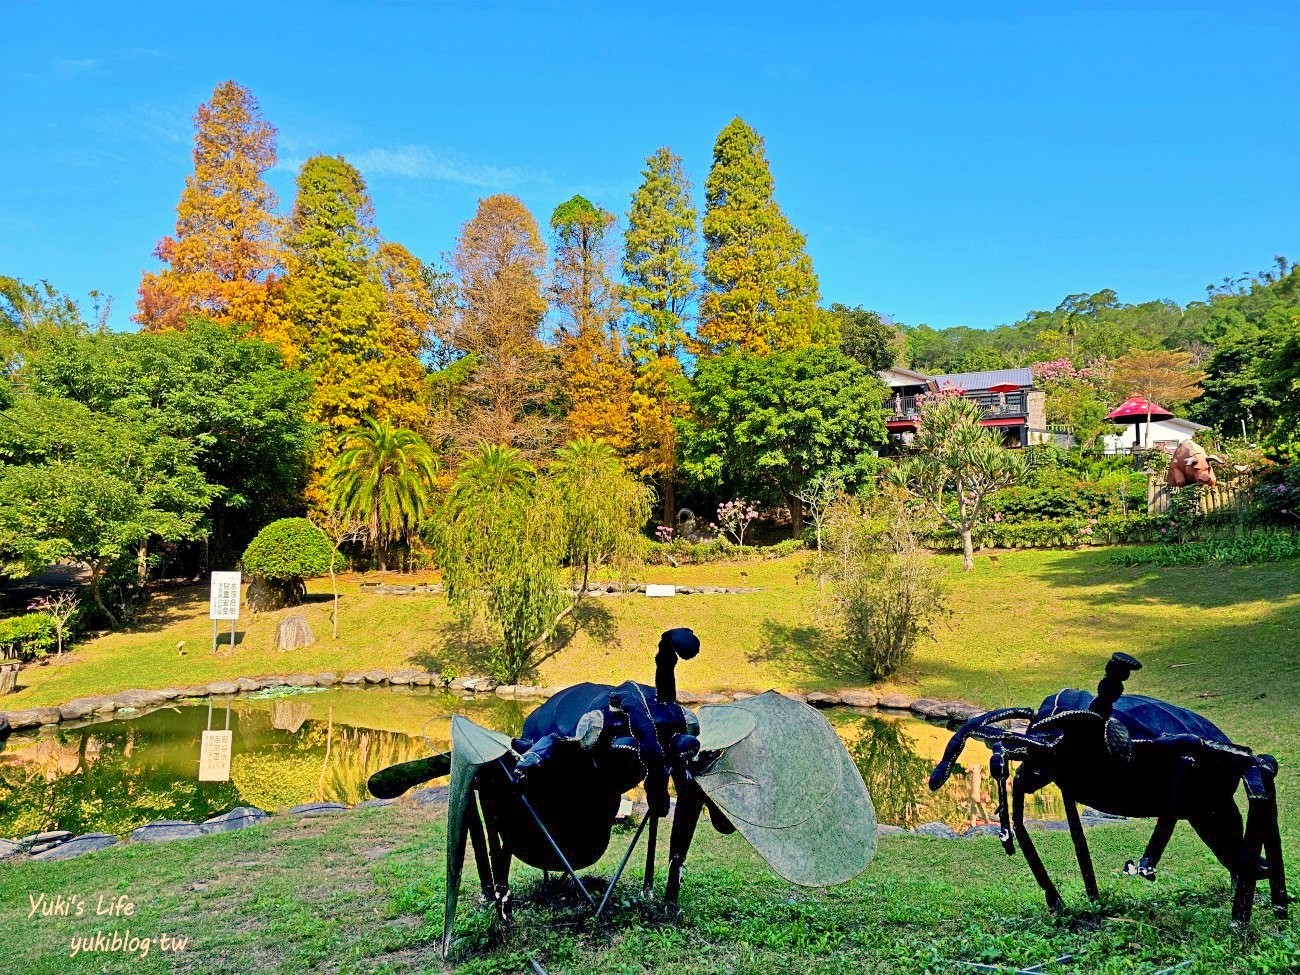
[0, 799, 1295, 973]
[2, 548, 1299, 972]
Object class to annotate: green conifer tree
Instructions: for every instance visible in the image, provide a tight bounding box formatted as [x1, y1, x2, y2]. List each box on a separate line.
[622, 148, 699, 361]
[700, 118, 820, 354]
[282, 155, 426, 500]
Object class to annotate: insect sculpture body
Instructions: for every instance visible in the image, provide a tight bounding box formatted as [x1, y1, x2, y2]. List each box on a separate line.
[929, 653, 1287, 925]
[369, 628, 877, 956]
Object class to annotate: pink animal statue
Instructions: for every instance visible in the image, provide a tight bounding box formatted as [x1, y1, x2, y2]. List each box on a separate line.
[1167, 440, 1220, 488]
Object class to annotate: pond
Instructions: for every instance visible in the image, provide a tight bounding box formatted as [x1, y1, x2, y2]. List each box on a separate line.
[0, 686, 1061, 839]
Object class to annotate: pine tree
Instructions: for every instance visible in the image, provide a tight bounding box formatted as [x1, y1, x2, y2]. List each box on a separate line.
[444, 194, 554, 455]
[550, 196, 633, 450]
[700, 117, 820, 354]
[281, 156, 426, 493]
[622, 148, 699, 361]
[136, 81, 287, 348]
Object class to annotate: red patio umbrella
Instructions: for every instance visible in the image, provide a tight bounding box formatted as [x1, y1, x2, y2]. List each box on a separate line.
[1106, 394, 1174, 449]
[987, 381, 1020, 411]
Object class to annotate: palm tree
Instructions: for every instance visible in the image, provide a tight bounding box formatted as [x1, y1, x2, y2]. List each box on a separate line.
[324, 417, 439, 570]
[446, 443, 535, 511]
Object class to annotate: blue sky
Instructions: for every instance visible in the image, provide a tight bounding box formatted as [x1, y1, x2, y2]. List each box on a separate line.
[4, 1, 1298, 332]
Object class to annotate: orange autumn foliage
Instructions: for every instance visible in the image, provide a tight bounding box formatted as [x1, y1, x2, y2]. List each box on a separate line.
[135, 81, 288, 351]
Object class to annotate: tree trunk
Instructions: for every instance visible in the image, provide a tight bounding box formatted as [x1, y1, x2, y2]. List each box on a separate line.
[89, 564, 120, 627]
[784, 490, 804, 539]
[137, 539, 149, 584]
[960, 528, 975, 572]
[662, 474, 676, 530]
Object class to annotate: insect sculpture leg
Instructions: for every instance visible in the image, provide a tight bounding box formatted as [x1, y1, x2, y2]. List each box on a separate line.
[1236, 755, 1288, 923]
[1060, 790, 1098, 901]
[1257, 758, 1288, 919]
[1012, 771, 1064, 912]
[990, 742, 1015, 855]
[643, 815, 658, 895]
[1127, 752, 1197, 882]
[481, 803, 514, 922]
[663, 784, 705, 914]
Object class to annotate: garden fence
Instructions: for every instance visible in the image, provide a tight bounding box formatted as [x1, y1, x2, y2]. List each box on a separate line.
[1147, 480, 1247, 516]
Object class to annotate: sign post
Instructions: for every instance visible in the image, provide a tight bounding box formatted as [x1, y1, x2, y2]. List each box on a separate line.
[209, 571, 241, 652]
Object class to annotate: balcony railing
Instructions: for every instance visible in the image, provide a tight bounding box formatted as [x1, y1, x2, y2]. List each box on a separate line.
[887, 390, 1028, 421]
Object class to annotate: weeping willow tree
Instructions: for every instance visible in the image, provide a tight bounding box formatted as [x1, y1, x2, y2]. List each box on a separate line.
[431, 440, 650, 683]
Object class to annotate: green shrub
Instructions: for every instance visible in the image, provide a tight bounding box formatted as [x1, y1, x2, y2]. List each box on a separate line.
[1107, 530, 1300, 568]
[641, 536, 806, 565]
[0, 612, 56, 661]
[241, 518, 333, 606]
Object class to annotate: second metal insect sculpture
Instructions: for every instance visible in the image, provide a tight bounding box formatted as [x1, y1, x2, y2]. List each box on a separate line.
[368, 628, 878, 957]
[929, 652, 1288, 925]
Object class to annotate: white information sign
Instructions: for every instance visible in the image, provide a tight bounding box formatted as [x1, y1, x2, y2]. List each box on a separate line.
[645, 584, 677, 598]
[209, 571, 241, 621]
[198, 730, 233, 782]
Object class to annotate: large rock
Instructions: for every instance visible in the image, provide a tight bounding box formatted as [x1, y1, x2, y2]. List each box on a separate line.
[314, 672, 338, 686]
[911, 822, 959, 839]
[805, 691, 842, 708]
[289, 802, 347, 816]
[5, 707, 61, 729]
[0, 838, 21, 860]
[275, 614, 315, 652]
[115, 689, 167, 709]
[363, 668, 390, 684]
[875, 824, 908, 836]
[410, 786, 449, 808]
[207, 681, 240, 696]
[131, 821, 210, 843]
[31, 833, 117, 860]
[179, 685, 211, 698]
[910, 698, 950, 720]
[235, 677, 261, 692]
[841, 690, 879, 709]
[878, 694, 914, 710]
[59, 697, 111, 721]
[156, 687, 183, 700]
[945, 701, 985, 722]
[389, 669, 421, 686]
[203, 807, 270, 833]
[282, 673, 317, 687]
[340, 672, 366, 684]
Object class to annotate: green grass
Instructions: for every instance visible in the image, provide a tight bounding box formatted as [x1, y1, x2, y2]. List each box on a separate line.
[3, 549, 1300, 972]
[0, 800, 1294, 974]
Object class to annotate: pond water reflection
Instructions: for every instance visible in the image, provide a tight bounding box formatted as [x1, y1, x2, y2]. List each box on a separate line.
[0, 687, 1059, 839]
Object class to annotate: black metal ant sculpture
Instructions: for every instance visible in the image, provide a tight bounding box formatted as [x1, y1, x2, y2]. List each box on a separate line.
[929, 652, 1287, 925]
[368, 628, 877, 957]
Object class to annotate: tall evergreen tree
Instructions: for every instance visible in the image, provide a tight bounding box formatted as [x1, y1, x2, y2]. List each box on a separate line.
[282, 155, 426, 493]
[550, 196, 633, 450]
[700, 118, 820, 354]
[622, 148, 699, 361]
[444, 194, 554, 455]
[136, 81, 287, 349]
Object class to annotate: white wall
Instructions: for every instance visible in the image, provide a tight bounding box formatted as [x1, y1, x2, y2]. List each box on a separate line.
[1102, 419, 1203, 453]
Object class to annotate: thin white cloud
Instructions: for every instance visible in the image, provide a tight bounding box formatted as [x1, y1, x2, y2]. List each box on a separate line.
[52, 57, 101, 73]
[276, 144, 543, 189]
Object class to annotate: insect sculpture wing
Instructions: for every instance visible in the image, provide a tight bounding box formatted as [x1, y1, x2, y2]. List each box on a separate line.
[443, 716, 516, 956]
[695, 691, 877, 886]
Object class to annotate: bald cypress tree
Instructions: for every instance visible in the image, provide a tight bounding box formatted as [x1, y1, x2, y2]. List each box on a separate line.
[700, 118, 820, 354]
[622, 148, 699, 361]
[136, 81, 287, 349]
[282, 156, 426, 498]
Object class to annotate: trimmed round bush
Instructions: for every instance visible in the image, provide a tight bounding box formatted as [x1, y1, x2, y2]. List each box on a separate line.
[241, 518, 333, 607]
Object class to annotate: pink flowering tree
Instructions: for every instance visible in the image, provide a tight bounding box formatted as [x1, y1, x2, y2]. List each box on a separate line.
[1031, 357, 1114, 447]
[717, 499, 760, 547]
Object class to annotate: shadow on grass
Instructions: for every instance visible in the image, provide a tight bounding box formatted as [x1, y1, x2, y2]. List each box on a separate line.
[408, 599, 619, 684]
[1026, 547, 1300, 610]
